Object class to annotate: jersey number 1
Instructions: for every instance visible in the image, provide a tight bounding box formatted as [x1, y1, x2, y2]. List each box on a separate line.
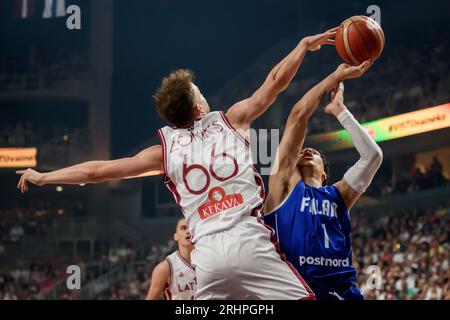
[321, 224, 330, 249]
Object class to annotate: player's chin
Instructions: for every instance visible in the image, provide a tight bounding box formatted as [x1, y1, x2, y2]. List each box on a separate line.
[299, 159, 315, 167]
[183, 238, 192, 247]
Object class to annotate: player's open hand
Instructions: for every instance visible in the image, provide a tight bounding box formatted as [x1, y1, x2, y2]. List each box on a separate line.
[16, 168, 45, 193]
[324, 82, 347, 117]
[336, 60, 372, 80]
[300, 27, 337, 52]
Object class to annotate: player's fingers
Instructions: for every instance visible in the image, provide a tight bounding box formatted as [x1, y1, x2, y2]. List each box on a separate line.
[16, 170, 25, 175]
[324, 39, 335, 45]
[19, 175, 26, 190]
[17, 176, 23, 189]
[361, 60, 372, 72]
[326, 27, 339, 34]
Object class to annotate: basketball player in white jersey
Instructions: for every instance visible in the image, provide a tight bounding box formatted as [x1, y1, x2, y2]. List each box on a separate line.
[17, 27, 345, 299]
[146, 218, 196, 300]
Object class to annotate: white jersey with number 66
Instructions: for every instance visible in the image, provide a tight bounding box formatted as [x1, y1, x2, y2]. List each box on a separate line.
[158, 111, 265, 243]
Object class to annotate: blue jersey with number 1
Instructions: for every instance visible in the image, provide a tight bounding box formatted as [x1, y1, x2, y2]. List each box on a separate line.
[264, 179, 363, 300]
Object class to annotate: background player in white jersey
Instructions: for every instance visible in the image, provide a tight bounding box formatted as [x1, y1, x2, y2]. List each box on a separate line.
[16, 27, 340, 299]
[146, 218, 196, 300]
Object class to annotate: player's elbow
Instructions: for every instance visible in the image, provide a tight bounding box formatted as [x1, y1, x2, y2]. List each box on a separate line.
[269, 70, 290, 93]
[84, 162, 105, 183]
[290, 104, 308, 123]
[369, 145, 383, 169]
[85, 167, 101, 183]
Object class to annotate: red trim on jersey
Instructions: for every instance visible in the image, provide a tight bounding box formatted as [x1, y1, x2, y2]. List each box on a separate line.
[164, 177, 186, 216]
[260, 220, 316, 300]
[164, 257, 173, 300]
[250, 166, 266, 218]
[177, 251, 194, 270]
[252, 166, 266, 199]
[157, 129, 168, 176]
[158, 128, 187, 217]
[163, 289, 172, 300]
[219, 111, 250, 147]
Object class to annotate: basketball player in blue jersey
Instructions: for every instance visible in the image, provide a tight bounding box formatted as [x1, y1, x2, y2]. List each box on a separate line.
[264, 62, 383, 300]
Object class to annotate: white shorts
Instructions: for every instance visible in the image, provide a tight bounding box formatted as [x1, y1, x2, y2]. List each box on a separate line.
[191, 216, 315, 300]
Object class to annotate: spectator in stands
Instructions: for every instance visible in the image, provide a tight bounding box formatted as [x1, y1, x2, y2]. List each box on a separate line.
[8, 224, 24, 244]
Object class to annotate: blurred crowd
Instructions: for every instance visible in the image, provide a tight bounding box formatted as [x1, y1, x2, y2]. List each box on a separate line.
[92, 239, 176, 300]
[91, 204, 450, 300]
[0, 200, 86, 247]
[0, 120, 88, 148]
[353, 203, 450, 300]
[0, 240, 136, 300]
[368, 156, 448, 198]
[2, 203, 449, 300]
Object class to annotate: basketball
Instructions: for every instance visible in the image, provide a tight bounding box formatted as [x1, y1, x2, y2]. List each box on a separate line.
[335, 15, 385, 65]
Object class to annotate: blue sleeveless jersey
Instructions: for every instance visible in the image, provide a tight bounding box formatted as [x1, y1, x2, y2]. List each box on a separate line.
[264, 179, 361, 299]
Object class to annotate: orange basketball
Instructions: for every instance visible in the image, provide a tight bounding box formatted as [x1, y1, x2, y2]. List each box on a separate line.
[335, 16, 385, 66]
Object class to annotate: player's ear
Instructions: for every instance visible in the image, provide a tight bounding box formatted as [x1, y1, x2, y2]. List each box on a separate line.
[173, 232, 178, 242]
[321, 171, 328, 186]
[194, 104, 206, 116]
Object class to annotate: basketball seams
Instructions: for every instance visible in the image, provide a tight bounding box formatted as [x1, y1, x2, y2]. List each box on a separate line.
[342, 19, 359, 65]
[353, 16, 385, 55]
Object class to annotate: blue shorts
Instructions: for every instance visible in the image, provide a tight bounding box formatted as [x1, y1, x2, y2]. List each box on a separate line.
[313, 283, 364, 300]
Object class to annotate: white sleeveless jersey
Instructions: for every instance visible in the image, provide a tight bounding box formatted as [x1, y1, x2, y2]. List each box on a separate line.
[158, 111, 265, 243]
[164, 251, 197, 300]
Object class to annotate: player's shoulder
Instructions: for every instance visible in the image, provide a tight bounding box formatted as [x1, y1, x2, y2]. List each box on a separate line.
[317, 184, 339, 196]
[165, 250, 179, 262]
[152, 258, 171, 279]
[319, 184, 347, 206]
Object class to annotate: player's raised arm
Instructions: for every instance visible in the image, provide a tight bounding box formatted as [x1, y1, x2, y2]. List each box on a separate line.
[16, 145, 163, 193]
[145, 260, 171, 300]
[225, 28, 337, 131]
[326, 83, 383, 210]
[264, 62, 372, 214]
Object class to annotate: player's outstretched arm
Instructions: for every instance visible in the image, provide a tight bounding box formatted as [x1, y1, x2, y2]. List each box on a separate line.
[326, 83, 383, 210]
[226, 28, 337, 131]
[264, 62, 372, 214]
[145, 259, 171, 300]
[16, 145, 163, 193]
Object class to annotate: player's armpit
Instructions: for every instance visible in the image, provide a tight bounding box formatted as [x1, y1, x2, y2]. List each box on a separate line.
[333, 180, 362, 210]
[264, 123, 307, 215]
[145, 259, 171, 300]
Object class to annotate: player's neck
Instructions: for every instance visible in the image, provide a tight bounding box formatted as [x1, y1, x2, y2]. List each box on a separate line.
[300, 171, 323, 188]
[176, 114, 207, 129]
[178, 246, 193, 265]
[303, 176, 323, 188]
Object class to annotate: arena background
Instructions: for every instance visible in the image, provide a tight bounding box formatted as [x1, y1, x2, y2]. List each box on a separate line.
[0, 0, 449, 300]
